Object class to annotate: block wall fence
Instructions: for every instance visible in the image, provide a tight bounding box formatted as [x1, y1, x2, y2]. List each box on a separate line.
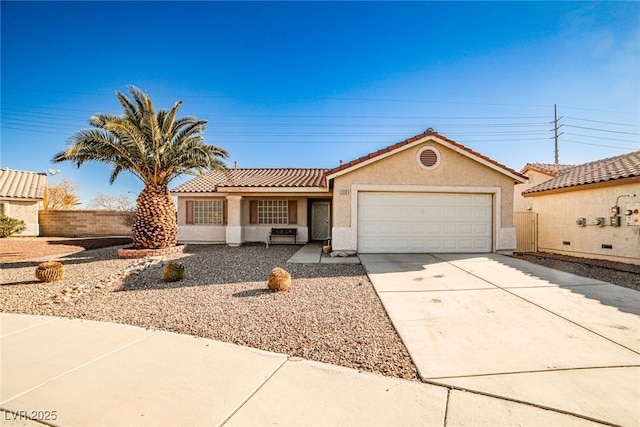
[39, 210, 134, 237]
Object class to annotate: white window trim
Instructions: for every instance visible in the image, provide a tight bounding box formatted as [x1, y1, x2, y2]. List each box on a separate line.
[194, 199, 224, 225]
[258, 200, 289, 225]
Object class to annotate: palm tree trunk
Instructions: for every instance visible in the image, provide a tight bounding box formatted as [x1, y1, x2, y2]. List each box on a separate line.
[132, 184, 178, 249]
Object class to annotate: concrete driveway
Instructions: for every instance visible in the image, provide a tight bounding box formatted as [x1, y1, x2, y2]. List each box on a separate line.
[359, 253, 640, 426]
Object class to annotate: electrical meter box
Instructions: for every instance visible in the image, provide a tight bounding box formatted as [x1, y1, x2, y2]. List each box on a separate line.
[626, 202, 640, 226]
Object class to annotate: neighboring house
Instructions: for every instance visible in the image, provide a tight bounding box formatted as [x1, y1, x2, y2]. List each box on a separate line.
[172, 129, 526, 254]
[0, 168, 48, 236]
[522, 151, 640, 265]
[514, 163, 575, 212]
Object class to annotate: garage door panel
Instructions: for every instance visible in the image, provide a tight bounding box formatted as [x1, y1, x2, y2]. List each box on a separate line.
[358, 192, 492, 253]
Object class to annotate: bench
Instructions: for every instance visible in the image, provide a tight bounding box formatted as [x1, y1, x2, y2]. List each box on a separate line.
[268, 228, 297, 245]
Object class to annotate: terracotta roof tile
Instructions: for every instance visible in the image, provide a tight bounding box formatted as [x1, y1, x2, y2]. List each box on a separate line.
[521, 163, 576, 176]
[171, 168, 329, 193]
[0, 168, 47, 200]
[523, 151, 640, 194]
[327, 129, 525, 180]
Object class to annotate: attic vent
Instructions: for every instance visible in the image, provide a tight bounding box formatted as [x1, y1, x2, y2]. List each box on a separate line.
[417, 146, 441, 170]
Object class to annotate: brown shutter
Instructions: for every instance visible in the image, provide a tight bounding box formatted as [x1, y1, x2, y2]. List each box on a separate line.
[222, 200, 228, 225]
[249, 200, 258, 224]
[186, 200, 194, 224]
[288, 200, 297, 225]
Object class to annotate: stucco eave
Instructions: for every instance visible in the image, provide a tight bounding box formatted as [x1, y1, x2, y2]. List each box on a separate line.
[325, 134, 526, 184]
[0, 196, 43, 202]
[171, 187, 330, 197]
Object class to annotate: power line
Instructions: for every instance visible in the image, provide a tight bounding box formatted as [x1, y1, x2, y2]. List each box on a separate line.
[563, 124, 639, 136]
[563, 132, 640, 144]
[562, 139, 639, 150]
[563, 116, 638, 127]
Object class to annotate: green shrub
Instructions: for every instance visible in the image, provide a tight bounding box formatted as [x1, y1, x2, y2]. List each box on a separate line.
[163, 261, 185, 282]
[0, 215, 26, 237]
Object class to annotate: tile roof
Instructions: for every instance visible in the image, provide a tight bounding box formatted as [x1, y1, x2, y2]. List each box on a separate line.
[0, 168, 47, 200]
[521, 163, 576, 176]
[326, 128, 526, 181]
[171, 168, 329, 193]
[523, 151, 640, 195]
[172, 129, 528, 194]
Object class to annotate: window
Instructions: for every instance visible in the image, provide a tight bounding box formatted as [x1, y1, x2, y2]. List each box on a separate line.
[258, 200, 288, 224]
[194, 200, 224, 224]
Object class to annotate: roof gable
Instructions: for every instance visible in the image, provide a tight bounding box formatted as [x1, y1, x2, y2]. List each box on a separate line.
[325, 129, 526, 183]
[171, 168, 329, 193]
[0, 168, 48, 200]
[524, 150, 640, 195]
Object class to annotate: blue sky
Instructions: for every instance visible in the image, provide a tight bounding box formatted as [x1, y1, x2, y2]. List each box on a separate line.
[1, 1, 639, 206]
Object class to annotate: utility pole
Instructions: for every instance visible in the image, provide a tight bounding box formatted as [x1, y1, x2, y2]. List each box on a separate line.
[552, 104, 563, 164]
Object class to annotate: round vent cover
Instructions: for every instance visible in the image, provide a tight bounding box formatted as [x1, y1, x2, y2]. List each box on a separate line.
[417, 146, 441, 169]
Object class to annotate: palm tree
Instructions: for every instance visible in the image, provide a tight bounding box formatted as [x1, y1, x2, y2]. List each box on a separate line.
[52, 86, 227, 249]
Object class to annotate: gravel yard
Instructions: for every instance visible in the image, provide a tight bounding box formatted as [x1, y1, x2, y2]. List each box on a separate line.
[0, 241, 419, 381]
[3, 238, 638, 381]
[512, 251, 640, 291]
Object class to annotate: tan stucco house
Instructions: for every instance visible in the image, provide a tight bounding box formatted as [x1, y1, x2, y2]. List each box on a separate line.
[0, 168, 48, 236]
[171, 129, 527, 254]
[514, 163, 575, 212]
[522, 151, 640, 265]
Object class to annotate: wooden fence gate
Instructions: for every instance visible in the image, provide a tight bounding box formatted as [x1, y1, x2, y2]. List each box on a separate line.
[514, 212, 537, 252]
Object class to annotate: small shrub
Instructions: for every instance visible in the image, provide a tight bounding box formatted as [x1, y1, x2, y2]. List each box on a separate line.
[35, 261, 65, 282]
[267, 267, 291, 292]
[0, 215, 26, 237]
[163, 261, 185, 282]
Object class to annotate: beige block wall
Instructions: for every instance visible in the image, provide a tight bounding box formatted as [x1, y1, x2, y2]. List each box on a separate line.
[39, 210, 133, 237]
[529, 181, 640, 265]
[2, 200, 40, 236]
[514, 170, 554, 212]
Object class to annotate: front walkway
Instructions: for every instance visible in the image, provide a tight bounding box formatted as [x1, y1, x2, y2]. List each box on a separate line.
[286, 242, 361, 264]
[359, 252, 640, 426]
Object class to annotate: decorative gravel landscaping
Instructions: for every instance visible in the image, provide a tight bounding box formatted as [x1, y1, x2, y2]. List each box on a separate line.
[0, 242, 419, 381]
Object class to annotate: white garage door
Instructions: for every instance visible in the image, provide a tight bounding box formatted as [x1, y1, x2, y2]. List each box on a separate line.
[358, 192, 492, 253]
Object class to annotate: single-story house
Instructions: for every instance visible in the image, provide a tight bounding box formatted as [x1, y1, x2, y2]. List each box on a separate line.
[171, 129, 527, 254]
[522, 151, 640, 265]
[0, 168, 48, 236]
[514, 163, 575, 212]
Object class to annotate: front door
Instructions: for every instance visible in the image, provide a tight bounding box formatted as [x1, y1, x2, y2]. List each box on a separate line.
[311, 202, 331, 241]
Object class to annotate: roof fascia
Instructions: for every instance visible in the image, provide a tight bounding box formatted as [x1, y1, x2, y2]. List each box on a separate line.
[326, 134, 526, 183]
[0, 196, 43, 202]
[523, 175, 640, 197]
[219, 187, 329, 193]
[172, 187, 330, 196]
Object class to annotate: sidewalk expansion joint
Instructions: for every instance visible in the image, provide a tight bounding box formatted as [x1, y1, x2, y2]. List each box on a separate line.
[428, 379, 621, 427]
[425, 364, 640, 381]
[0, 330, 158, 406]
[217, 356, 289, 426]
[0, 316, 61, 338]
[433, 255, 640, 356]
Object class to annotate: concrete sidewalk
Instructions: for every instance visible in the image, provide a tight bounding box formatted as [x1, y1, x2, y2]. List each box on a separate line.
[287, 242, 361, 264]
[0, 313, 608, 427]
[360, 253, 640, 427]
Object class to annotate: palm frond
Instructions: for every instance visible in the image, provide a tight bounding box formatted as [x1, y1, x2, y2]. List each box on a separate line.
[53, 85, 227, 187]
